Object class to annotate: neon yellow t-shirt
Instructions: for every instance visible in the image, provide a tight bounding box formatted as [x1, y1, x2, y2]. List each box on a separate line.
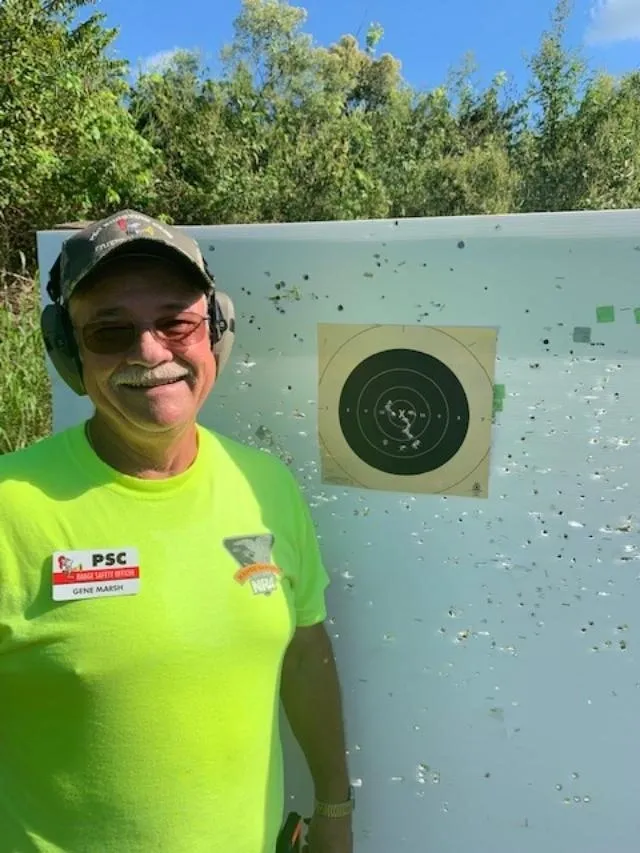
[0, 422, 330, 853]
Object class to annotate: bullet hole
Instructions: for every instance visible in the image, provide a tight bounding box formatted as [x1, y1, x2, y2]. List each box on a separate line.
[208, 244, 216, 251]
[248, 315, 255, 325]
[337, 305, 344, 311]
[264, 271, 271, 277]
[457, 241, 466, 249]
[449, 267, 454, 272]
[303, 274, 310, 281]
[543, 339, 550, 345]
[422, 263, 427, 267]
[373, 253, 381, 259]
[394, 220, 399, 226]
[287, 385, 292, 391]
[275, 281, 285, 290]
[364, 272, 374, 278]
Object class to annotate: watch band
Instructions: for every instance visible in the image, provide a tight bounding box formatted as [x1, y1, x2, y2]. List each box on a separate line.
[314, 786, 355, 818]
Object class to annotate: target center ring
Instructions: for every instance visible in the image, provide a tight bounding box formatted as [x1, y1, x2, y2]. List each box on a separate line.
[372, 388, 431, 442]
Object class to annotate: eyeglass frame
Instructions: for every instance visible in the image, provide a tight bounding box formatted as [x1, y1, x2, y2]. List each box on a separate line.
[76, 310, 211, 355]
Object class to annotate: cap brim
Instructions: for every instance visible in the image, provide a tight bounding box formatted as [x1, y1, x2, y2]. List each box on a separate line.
[68, 238, 214, 300]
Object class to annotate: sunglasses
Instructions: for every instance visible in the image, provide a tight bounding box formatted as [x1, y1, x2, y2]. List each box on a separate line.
[79, 312, 209, 355]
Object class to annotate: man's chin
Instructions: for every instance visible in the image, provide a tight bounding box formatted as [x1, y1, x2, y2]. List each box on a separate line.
[112, 387, 195, 426]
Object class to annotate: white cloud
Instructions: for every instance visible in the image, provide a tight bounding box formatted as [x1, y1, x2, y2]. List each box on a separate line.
[586, 0, 640, 45]
[138, 48, 185, 75]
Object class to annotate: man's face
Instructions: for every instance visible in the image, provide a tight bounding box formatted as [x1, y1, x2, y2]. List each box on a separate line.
[68, 255, 217, 437]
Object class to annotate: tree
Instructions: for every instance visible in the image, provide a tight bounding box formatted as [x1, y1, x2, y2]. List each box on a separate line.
[516, 0, 588, 211]
[0, 0, 157, 268]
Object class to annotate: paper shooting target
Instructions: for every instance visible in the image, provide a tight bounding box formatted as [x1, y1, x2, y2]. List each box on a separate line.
[318, 324, 498, 498]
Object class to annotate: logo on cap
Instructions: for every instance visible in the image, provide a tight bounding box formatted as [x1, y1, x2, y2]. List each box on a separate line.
[116, 216, 156, 239]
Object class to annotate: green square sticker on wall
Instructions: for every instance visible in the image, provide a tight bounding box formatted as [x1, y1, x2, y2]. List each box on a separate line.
[596, 305, 615, 323]
[634, 308, 640, 325]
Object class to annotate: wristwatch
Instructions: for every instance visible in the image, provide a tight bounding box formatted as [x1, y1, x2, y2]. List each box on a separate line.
[314, 785, 355, 818]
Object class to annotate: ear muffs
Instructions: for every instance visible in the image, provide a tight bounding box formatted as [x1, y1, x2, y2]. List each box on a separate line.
[211, 290, 235, 377]
[40, 257, 237, 398]
[40, 301, 87, 397]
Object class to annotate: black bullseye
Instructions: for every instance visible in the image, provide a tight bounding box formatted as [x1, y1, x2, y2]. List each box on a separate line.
[338, 348, 469, 475]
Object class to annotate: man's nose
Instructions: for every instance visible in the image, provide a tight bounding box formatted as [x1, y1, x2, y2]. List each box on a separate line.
[126, 327, 172, 362]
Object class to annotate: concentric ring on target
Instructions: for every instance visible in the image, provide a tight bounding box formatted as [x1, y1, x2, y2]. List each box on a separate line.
[373, 386, 431, 442]
[339, 349, 470, 475]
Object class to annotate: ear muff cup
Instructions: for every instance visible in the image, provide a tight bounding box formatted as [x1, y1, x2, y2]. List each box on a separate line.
[212, 290, 235, 377]
[40, 290, 236, 398]
[41, 302, 87, 397]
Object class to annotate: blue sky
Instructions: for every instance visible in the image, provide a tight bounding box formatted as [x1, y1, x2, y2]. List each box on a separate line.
[91, 0, 640, 93]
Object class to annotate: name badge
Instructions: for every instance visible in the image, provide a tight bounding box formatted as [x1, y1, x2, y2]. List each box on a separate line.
[52, 548, 140, 601]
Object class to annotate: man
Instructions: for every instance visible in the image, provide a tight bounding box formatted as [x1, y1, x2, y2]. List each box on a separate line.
[0, 211, 354, 853]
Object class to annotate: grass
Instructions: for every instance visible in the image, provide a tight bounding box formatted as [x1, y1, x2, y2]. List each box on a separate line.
[0, 272, 53, 455]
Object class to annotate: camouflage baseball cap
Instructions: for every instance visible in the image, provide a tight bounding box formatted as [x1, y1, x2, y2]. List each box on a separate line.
[57, 210, 214, 304]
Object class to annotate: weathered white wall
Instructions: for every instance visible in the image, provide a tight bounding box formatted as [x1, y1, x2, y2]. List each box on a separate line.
[37, 211, 640, 853]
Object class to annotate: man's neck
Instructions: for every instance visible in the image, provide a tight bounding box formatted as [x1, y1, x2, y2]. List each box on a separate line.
[86, 418, 199, 479]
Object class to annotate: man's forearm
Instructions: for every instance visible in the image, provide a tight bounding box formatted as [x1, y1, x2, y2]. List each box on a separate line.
[280, 623, 350, 803]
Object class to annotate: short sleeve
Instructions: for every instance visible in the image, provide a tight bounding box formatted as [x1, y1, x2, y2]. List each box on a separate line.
[288, 476, 331, 627]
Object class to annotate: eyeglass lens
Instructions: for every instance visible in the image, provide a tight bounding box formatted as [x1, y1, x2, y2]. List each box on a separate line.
[82, 312, 208, 355]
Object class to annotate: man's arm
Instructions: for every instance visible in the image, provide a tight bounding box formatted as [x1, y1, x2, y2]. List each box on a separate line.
[280, 621, 350, 804]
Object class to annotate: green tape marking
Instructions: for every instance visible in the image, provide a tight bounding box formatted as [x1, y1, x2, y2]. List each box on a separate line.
[596, 305, 615, 323]
[493, 384, 505, 414]
[634, 308, 640, 324]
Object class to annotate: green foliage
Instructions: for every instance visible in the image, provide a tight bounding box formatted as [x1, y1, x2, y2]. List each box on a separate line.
[0, 273, 52, 453]
[0, 0, 157, 269]
[2, 0, 640, 452]
[3, 0, 638, 247]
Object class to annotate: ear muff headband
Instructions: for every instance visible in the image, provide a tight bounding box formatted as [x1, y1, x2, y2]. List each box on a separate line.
[40, 252, 236, 398]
